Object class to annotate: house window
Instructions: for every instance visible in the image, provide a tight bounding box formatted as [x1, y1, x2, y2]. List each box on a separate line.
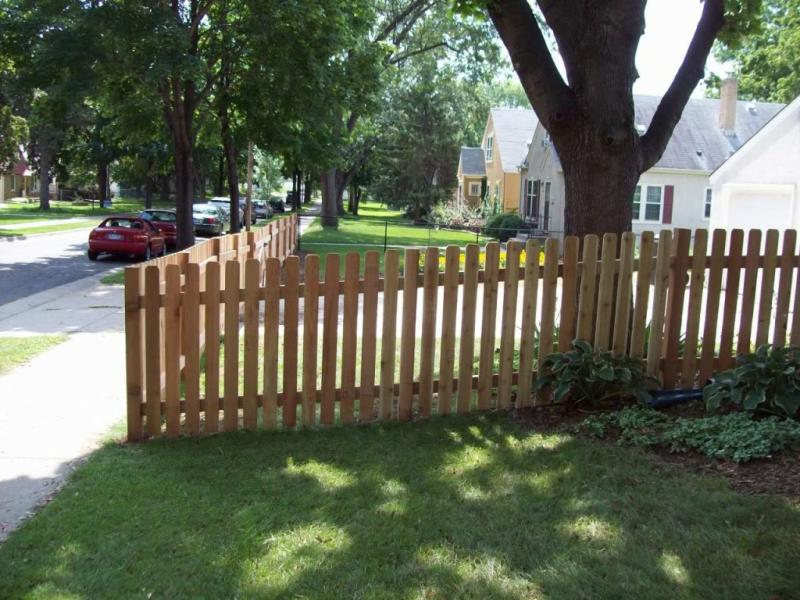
[704, 188, 712, 219]
[468, 182, 481, 196]
[633, 185, 663, 222]
[486, 136, 493, 161]
[543, 181, 551, 228]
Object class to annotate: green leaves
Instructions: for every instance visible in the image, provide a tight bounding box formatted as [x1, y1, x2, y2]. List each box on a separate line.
[704, 344, 800, 419]
[535, 340, 656, 407]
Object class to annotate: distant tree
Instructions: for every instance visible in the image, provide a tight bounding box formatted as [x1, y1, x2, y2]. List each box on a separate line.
[456, 0, 764, 236]
[709, 0, 800, 103]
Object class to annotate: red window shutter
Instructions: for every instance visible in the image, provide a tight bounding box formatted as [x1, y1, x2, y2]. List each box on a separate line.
[663, 185, 674, 224]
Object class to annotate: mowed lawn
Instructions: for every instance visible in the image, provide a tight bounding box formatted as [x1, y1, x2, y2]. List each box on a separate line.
[1, 415, 798, 599]
[0, 335, 67, 375]
[300, 201, 488, 275]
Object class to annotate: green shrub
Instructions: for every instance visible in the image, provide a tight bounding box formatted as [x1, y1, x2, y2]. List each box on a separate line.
[704, 345, 800, 419]
[484, 212, 526, 242]
[577, 407, 800, 463]
[535, 340, 657, 406]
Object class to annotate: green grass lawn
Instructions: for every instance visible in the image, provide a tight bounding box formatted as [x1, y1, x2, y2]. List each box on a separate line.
[0, 335, 67, 375]
[0, 220, 99, 238]
[0, 415, 797, 598]
[0, 198, 174, 221]
[300, 200, 488, 275]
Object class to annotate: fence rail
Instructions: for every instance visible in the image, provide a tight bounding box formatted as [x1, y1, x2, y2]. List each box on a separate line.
[124, 226, 800, 440]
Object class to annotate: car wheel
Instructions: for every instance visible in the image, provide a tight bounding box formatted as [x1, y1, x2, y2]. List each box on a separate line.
[143, 245, 151, 262]
[88, 250, 98, 261]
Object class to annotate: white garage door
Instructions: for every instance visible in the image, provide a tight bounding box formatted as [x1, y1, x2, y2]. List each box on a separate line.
[726, 188, 794, 232]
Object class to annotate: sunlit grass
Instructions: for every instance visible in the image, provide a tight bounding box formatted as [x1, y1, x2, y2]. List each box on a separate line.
[0, 416, 798, 598]
[0, 335, 67, 375]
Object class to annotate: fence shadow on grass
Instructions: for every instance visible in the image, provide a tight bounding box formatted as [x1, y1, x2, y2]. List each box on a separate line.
[2, 416, 799, 598]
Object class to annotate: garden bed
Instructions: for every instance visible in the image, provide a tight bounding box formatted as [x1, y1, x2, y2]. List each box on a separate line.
[514, 402, 800, 500]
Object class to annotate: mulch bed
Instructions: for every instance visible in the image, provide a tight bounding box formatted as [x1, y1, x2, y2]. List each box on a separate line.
[511, 403, 800, 501]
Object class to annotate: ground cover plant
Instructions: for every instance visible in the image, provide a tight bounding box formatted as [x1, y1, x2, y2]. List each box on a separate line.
[0, 335, 67, 375]
[576, 406, 800, 463]
[1, 415, 799, 598]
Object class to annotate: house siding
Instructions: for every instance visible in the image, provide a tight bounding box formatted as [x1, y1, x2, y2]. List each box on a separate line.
[481, 113, 524, 212]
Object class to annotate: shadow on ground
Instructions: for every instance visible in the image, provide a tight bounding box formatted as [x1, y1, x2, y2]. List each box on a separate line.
[0, 415, 798, 599]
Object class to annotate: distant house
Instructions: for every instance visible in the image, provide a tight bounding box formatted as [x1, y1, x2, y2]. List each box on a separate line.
[481, 108, 538, 213]
[455, 147, 486, 208]
[710, 93, 800, 234]
[520, 79, 784, 234]
[0, 160, 37, 202]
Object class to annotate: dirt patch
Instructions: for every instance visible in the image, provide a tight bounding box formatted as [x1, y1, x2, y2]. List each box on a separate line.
[512, 403, 800, 502]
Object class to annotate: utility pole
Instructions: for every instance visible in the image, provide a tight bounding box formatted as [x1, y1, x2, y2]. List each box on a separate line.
[245, 141, 254, 232]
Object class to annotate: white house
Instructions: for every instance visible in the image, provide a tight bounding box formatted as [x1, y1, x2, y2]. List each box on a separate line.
[519, 79, 784, 235]
[709, 94, 800, 233]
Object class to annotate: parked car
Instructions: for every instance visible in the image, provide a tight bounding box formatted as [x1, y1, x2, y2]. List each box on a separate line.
[268, 196, 285, 213]
[138, 209, 177, 247]
[88, 216, 166, 261]
[251, 199, 273, 221]
[209, 196, 244, 225]
[193, 203, 230, 236]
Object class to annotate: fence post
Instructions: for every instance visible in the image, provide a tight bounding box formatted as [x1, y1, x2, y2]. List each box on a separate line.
[384, 220, 388, 253]
[124, 267, 143, 441]
[661, 228, 691, 388]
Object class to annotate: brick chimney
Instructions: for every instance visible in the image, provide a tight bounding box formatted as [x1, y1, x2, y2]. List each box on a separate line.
[718, 78, 738, 134]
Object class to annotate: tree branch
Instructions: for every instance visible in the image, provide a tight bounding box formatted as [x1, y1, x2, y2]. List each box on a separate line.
[486, 0, 575, 131]
[389, 41, 454, 64]
[638, 0, 724, 172]
[374, 0, 431, 43]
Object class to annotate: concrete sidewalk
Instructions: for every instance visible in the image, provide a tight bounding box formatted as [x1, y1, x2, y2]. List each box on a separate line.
[0, 273, 125, 542]
[1, 217, 94, 230]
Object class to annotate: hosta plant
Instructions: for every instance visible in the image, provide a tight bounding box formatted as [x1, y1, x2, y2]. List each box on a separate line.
[535, 340, 657, 407]
[704, 345, 800, 419]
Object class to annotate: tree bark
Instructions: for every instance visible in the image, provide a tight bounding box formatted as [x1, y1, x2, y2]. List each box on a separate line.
[214, 151, 225, 196]
[321, 168, 338, 227]
[304, 175, 312, 204]
[97, 162, 109, 202]
[173, 142, 195, 248]
[144, 176, 153, 209]
[38, 148, 51, 210]
[160, 175, 169, 202]
[220, 105, 240, 233]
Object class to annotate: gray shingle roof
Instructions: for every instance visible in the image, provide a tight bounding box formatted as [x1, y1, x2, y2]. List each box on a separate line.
[635, 95, 785, 171]
[490, 108, 538, 172]
[459, 147, 485, 176]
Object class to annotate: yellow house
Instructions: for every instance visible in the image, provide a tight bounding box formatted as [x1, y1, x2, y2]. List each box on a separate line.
[455, 147, 485, 208]
[0, 160, 37, 202]
[481, 108, 538, 212]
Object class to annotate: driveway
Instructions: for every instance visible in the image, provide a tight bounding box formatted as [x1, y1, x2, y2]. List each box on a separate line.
[0, 227, 130, 306]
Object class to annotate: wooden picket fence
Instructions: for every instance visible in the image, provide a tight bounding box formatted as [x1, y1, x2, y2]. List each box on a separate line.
[124, 226, 800, 440]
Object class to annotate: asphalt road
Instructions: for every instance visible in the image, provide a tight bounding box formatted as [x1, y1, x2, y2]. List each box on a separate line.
[0, 228, 132, 306]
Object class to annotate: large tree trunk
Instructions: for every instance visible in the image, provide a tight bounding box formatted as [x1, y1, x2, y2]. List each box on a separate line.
[321, 168, 338, 227]
[160, 175, 169, 202]
[38, 149, 51, 210]
[173, 142, 195, 249]
[97, 162, 109, 203]
[304, 175, 312, 204]
[487, 0, 724, 237]
[220, 104, 240, 233]
[214, 151, 225, 196]
[144, 176, 153, 209]
[559, 140, 637, 238]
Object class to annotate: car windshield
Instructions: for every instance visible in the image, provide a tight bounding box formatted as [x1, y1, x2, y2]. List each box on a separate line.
[101, 218, 140, 229]
[194, 205, 218, 215]
[146, 211, 176, 222]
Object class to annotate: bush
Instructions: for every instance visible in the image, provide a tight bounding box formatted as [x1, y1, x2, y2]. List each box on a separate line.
[704, 345, 800, 419]
[535, 340, 657, 407]
[484, 212, 526, 242]
[576, 407, 800, 463]
[426, 201, 485, 229]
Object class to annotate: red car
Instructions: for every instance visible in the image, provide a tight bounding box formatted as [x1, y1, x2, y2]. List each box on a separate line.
[139, 209, 177, 247]
[88, 216, 166, 261]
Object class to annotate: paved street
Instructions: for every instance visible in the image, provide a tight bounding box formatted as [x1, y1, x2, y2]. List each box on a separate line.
[0, 227, 129, 305]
